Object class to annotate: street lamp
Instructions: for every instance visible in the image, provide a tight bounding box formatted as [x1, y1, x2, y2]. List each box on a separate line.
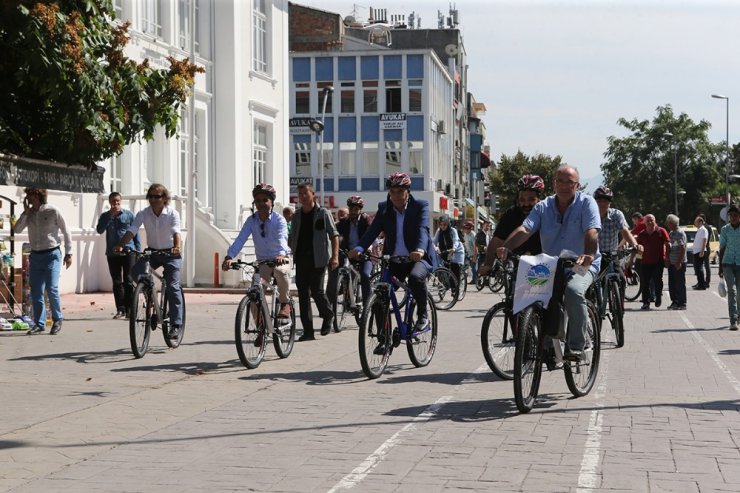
[664, 131, 679, 215]
[711, 94, 730, 205]
[315, 86, 333, 207]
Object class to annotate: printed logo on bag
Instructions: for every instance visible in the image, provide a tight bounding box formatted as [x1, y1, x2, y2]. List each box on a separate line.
[526, 263, 552, 286]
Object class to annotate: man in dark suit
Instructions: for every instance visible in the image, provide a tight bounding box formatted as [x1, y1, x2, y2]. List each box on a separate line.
[328, 196, 373, 317]
[350, 172, 437, 335]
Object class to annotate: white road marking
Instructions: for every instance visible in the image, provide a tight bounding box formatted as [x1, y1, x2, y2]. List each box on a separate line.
[680, 312, 740, 395]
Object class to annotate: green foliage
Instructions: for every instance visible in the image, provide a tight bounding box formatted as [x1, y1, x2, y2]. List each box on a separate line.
[601, 105, 725, 224]
[0, 0, 204, 169]
[487, 151, 565, 214]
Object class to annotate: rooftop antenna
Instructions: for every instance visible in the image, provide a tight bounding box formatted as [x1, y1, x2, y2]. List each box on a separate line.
[437, 10, 444, 29]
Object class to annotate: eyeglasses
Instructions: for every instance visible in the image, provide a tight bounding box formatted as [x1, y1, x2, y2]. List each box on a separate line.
[555, 179, 578, 186]
[260, 222, 266, 238]
[147, 194, 163, 200]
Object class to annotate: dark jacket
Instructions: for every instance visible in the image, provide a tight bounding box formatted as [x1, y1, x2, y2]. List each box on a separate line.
[336, 214, 371, 251]
[358, 195, 438, 269]
[288, 204, 338, 268]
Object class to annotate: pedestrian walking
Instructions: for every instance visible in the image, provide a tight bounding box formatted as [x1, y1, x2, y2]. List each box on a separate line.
[700, 214, 712, 287]
[718, 204, 740, 331]
[691, 215, 709, 290]
[96, 192, 141, 319]
[636, 214, 670, 310]
[289, 183, 339, 341]
[665, 215, 687, 310]
[14, 187, 72, 335]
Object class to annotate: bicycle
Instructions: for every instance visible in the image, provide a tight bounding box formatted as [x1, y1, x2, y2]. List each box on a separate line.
[359, 254, 438, 379]
[512, 256, 601, 413]
[623, 259, 641, 302]
[127, 248, 187, 359]
[592, 249, 633, 348]
[480, 257, 519, 379]
[230, 259, 296, 369]
[476, 258, 506, 293]
[427, 265, 459, 310]
[333, 251, 364, 333]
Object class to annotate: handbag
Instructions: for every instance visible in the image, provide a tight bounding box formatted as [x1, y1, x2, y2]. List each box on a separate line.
[718, 278, 727, 298]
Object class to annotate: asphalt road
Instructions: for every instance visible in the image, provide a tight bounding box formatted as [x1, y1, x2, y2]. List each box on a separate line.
[2, 268, 740, 492]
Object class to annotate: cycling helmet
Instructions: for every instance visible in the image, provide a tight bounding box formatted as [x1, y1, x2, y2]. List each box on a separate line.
[252, 183, 276, 202]
[593, 186, 614, 201]
[517, 174, 545, 193]
[385, 172, 412, 189]
[347, 195, 364, 208]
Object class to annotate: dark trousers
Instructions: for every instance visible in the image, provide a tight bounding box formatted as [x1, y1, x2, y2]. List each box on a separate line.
[668, 263, 687, 306]
[107, 254, 135, 312]
[704, 248, 712, 286]
[295, 256, 333, 336]
[693, 253, 707, 288]
[389, 261, 430, 321]
[640, 262, 664, 305]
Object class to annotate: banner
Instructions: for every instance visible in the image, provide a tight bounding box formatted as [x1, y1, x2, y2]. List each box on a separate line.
[512, 253, 558, 314]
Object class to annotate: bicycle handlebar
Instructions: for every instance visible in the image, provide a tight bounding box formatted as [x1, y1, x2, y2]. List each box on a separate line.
[120, 247, 177, 257]
[229, 258, 288, 270]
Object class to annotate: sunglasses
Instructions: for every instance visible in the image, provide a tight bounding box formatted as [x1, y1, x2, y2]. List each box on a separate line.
[260, 222, 265, 238]
[147, 194, 163, 200]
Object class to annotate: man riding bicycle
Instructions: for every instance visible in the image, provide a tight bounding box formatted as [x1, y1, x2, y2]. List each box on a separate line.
[480, 174, 544, 275]
[433, 214, 465, 283]
[497, 166, 601, 362]
[328, 195, 373, 310]
[222, 183, 291, 320]
[593, 186, 641, 257]
[349, 172, 437, 335]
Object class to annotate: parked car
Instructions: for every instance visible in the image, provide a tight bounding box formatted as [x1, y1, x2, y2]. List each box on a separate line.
[681, 224, 719, 264]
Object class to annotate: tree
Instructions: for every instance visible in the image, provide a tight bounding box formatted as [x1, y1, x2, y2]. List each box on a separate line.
[0, 0, 204, 169]
[601, 105, 725, 224]
[487, 151, 565, 215]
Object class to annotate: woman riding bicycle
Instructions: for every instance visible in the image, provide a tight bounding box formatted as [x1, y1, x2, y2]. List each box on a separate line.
[433, 214, 465, 284]
[222, 183, 291, 320]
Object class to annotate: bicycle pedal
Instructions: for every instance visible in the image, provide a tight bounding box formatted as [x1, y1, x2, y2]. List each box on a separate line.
[392, 328, 401, 348]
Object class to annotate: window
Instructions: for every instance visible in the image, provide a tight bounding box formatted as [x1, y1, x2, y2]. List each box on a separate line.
[110, 154, 122, 192]
[363, 81, 378, 112]
[385, 141, 402, 174]
[340, 142, 356, 176]
[321, 142, 334, 176]
[362, 142, 379, 177]
[408, 79, 422, 112]
[409, 141, 423, 174]
[385, 80, 401, 113]
[178, 0, 200, 53]
[295, 82, 310, 114]
[317, 81, 333, 114]
[253, 122, 268, 185]
[179, 110, 199, 196]
[253, 0, 268, 73]
[113, 0, 123, 19]
[295, 141, 311, 177]
[141, 0, 161, 37]
[340, 82, 355, 113]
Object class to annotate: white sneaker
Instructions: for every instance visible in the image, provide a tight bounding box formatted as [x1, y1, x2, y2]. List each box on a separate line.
[730, 323, 738, 331]
[413, 317, 430, 333]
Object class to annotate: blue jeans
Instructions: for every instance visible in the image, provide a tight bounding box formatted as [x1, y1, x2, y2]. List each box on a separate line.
[722, 263, 740, 325]
[29, 248, 63, 328]
[149, 255, 183, 326]
[564, 270, 596, 352]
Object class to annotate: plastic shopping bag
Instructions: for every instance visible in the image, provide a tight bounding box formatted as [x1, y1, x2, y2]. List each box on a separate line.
[718, 278, 727, 298]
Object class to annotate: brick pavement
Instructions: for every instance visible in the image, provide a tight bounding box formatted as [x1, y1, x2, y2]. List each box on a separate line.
[2, 268, 740, 492]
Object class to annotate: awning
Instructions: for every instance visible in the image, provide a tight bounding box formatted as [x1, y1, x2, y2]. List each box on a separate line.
[480, 152, 492, 168]
[465, 198, 493, 224]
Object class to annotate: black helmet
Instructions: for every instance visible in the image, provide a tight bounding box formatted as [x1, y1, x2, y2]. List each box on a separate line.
[593, 186, 614, 201]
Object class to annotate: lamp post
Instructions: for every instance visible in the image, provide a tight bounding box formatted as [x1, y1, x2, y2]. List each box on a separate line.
[315, 86, 333, 207]
[712, 94, 730, 205]
[664, 131, 678, 215]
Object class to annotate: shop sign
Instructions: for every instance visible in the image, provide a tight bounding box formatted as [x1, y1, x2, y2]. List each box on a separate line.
[289, 118, 314, 135]
[379, 113, 407, 130]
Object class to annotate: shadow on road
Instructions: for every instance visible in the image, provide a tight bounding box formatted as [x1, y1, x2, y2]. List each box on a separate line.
[10, 348, 136, 364]
[111, 360, 244, 375]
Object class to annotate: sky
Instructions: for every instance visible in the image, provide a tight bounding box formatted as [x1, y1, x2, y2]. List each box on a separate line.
[301, 0, 740, 188]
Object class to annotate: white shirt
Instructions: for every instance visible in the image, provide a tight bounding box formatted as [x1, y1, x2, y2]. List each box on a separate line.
[128, 206, 180, 250]
[15, 204, 72, 255]
[693, 225, 708, 254]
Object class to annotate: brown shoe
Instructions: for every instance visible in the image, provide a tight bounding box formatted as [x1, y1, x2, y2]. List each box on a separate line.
[277, 303, 291, 319]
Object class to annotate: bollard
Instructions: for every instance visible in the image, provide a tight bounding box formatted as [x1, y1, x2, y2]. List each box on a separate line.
[214, 252, 219, 288]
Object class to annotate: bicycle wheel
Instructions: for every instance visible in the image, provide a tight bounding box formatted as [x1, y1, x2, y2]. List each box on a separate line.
[369, 272, 408, 308]
[333, 275, 349, 333]
[129, 283, 152, 358]
[564, 301, 601, 397]
[352, 279, 363, 326]
[457, 270, 468, 301]
[624, 267, 641, 301]
[235, 297, 268, 369]
[427, 267, 458, 310]
[163, 287, 186, 348]
[481, 302, 517, 380]
[608, 280, 624, 348]
[359, 293, 392, 379]
[406, 293, 438, 367]
[475, 274, 486, 291]
[513, 306, 543, 413]
[490, 266, 505, 293]
[273, 300, 296, 358]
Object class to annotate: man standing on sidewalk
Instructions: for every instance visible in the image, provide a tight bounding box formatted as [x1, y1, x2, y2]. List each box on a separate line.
[636, 214, 670, 310]
[692, 215, 709, 290]
[289, 183, 339, 341]
[719, 204, 740, 331]
[665, 215, 687, 310]
[96, 192, 141, 319]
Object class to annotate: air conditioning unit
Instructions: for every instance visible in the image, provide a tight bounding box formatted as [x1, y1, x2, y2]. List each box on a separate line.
[436, 179, 444, 191]
[437, 120, 446, 134]
[444, 183, 451, 195]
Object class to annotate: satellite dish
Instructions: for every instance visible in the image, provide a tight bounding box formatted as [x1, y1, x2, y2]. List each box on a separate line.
[444, 43, 459, 56]
[343, 15, 356, 26]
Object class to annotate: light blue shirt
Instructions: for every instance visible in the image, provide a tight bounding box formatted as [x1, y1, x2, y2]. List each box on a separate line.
[720, 223, 740, 266]
[522, 191, 602, 273]
[228, 210, 289, 260]
[433, 228, 465, 264]
[393, 208, 410, 257]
